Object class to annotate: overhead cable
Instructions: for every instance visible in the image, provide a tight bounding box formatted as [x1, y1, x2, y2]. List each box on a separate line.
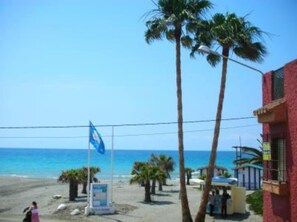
[0, 116, 255, 130]
[0, 124, 259, 139]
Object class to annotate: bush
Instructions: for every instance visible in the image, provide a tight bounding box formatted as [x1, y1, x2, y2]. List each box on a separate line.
[199, 174, 207, 180]
[246, 190, 263, 215]
[217, 172, 232, 178]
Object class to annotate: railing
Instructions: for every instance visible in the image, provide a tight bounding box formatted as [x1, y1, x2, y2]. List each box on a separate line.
[264, 160, 286, 182]
[272, 67, 284, 100]
[263, 133, 286, 182]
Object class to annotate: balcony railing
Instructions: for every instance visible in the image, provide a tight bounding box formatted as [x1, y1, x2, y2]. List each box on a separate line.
[262, 133, 286, 182]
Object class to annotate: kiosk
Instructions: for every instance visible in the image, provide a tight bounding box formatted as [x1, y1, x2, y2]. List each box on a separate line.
[204, 177, 246, 215]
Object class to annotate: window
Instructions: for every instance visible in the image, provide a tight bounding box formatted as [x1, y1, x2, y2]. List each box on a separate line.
[271, 138, 286, 181]
[272, 67, 284, 100]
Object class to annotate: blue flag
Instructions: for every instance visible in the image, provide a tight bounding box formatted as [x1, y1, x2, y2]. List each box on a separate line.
[89, 121, 105, 154]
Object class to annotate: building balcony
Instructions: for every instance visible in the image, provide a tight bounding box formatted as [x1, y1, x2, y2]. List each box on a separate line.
[262, 180, 288, 196]
[253, 98, 287, 124]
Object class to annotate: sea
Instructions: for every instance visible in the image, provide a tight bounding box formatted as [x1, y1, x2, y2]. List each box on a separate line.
[0, 148, 237, 180]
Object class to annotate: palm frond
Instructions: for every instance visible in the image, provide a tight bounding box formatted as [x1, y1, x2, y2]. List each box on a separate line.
[181, 35, 193, 48]
[206, 53, 221, 67]
[193, 11, 267, 67]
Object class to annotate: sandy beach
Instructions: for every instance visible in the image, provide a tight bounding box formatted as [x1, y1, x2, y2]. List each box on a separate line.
[0, 176, 262, 222]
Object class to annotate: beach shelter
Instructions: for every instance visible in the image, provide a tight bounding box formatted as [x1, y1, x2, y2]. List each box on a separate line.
[196, 165, 228, 177]
[202, 177, 246, 215]
[233, 164, 263, 190]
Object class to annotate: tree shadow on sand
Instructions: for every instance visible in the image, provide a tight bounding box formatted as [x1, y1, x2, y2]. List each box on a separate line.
[210, 212, 251, 221]
[161, 189, 180, 194]
[152, 193, 170, 197]
[139, 200, 174, 205]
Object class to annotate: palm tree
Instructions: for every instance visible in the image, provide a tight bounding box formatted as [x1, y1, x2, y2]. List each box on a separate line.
[185, 167, 193, 185]
[233, 138, 263, 166]
[130, 162, 151, 202]
[58, 167, 100, 201]
[192, 12, 267, 222]
[133, 161, 147, 186]
[81, 167, 100, 194]
[144, 1, 212, 220]
[151, 165, 167, 195]
[58, 169, 80, 201]
[130, 162, 166, 202]
[150, 154, 175, 189]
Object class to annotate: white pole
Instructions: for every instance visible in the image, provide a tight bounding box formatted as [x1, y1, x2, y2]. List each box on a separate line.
[110, 126, 114, 204]
[239, 136, 242, 160]
[86, 122, 91, 215]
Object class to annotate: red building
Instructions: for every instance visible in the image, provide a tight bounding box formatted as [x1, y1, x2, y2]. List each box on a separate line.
[253, 59, 297, 221]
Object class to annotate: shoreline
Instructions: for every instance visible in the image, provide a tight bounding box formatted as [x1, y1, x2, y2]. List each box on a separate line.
[0, 176, 262, 222]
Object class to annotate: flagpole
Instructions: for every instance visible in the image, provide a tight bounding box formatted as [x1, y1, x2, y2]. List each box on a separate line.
[86, 122, 91, 215]
[110, 126, 114, 204]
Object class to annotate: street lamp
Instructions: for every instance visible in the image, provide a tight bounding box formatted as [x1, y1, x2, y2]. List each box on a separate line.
[198, 45, 264, 75]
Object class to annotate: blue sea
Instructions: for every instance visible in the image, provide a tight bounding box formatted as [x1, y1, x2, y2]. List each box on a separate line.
[0, 148, 237, 180]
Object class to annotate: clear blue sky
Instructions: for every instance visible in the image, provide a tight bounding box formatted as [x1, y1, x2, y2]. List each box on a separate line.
[0, 0, 296, 150]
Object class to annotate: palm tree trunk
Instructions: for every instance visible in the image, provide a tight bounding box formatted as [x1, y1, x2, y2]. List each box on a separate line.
[151, 179, 156, 195]
[69, 179, 77, 201]
[144, 180, 151, 202]
[158, 180, 163, 191]
[195, 48, 229, 222]
[175, 26, 192, 222]
[82, 182, 87, 194]
[74, 181, 78, 198]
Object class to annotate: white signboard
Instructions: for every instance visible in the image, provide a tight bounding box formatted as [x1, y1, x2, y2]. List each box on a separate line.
[89, 183, 115, 215]
[91, 183, 108, 207]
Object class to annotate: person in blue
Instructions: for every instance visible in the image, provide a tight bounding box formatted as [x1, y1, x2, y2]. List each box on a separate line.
[209, 190, 215, 216]
[221, 189, 229, 218]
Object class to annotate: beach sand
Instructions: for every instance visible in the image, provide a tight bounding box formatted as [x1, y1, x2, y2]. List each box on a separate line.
[0, 177, 262, 222]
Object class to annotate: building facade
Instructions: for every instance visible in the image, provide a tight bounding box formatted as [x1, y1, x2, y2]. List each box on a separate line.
[253, 59, 297, 221]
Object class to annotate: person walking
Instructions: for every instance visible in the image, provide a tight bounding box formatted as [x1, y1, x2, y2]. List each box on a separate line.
[221, 190, 229, 218]
[209, 190, 215, 216]
[30, 201, 40, 222]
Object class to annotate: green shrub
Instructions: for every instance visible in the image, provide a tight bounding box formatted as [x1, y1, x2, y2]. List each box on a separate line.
[246, 190, 263, 215]
[217, 172, 232, 178]
[199, 174, 207, 180]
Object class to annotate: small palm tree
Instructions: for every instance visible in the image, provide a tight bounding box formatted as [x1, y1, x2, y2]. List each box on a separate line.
[130, 162, 166, 202]
[192, 12, 267, 222]
[130, 162, 151, 202]
[81, 167, 100, 194]
[58, 167, 100, 201]
[233, 138, 263, 166]
[185, 168, 193, 185]
[150, 154, 175, 189]
[151, 165, 167, 195]
[133, 161, 147, 186]
[144, 1, 212, 220]
[58, 169, 80, 201]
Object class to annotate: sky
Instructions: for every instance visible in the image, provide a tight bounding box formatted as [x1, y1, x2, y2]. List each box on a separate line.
[0, 0, 296, 151]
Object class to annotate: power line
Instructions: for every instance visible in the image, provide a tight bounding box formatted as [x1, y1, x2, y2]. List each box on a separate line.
[0, 116, 255, 130]
[0, 124, 259, 139]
